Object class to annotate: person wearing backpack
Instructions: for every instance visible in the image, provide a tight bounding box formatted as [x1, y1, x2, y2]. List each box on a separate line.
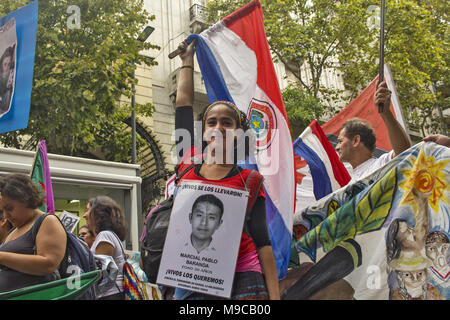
[166, 40, 279, 300]
[0, 173, 67, 292]
[83, 195, 128, 300]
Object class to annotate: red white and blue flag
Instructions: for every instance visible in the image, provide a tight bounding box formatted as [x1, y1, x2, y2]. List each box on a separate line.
[294, 120, 351, 214]
[187, 0, 295, 279]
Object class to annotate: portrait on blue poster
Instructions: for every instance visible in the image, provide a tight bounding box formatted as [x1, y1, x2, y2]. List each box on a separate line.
[0, 0, 38, 134]
[157, 181, 249, 298]
[0, 18, 17, 119]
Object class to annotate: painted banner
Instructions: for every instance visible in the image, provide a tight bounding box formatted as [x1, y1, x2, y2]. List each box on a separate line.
[292, 141, 449, 300]
[157, 181, 249, 298]
[186, 0, 295, 279]
[0, 0, 38, 134]
[322, 64, 408, 152]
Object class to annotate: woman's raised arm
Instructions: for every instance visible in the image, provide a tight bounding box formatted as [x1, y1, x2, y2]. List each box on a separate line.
[175, 40, 196, 108]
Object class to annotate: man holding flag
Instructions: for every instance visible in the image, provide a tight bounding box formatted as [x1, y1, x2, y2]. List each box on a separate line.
[334, 80, 411, 181]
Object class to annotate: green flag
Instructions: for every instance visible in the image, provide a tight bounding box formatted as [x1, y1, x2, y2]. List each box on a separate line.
[30, 140, 54, 214]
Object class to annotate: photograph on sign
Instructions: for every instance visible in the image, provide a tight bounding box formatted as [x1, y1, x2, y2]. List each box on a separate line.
[157, 181, 249, 298]
[0, 18, 17, 119]
[60, 210, 80, 234]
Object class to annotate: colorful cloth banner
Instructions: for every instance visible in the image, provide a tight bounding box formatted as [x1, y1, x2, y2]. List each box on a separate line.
[0, 0, 38, 134]
[187, 0, 295, 279]
[322, 64, 408, 152]
[294, 120, 351, 214]
[30, 140, 55, 214]
[293, 141, 450, 299]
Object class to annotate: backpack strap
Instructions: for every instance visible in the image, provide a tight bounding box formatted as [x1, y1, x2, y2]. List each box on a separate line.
[174, 162, 196, 185]
[244, 170, 265, 214]
[242, 170, 265, 238]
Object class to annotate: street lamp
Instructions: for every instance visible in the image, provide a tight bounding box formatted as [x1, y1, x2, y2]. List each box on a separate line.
[132, 26, 155, 164]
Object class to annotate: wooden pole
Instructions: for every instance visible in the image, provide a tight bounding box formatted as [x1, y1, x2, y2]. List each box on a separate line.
[378, 0, 386, 113]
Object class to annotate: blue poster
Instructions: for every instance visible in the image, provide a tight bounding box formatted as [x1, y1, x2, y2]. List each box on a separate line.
[0, 0, 38, 134]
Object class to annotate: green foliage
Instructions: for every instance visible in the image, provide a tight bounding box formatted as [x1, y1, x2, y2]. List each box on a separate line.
[298, 167, 396, 256]
[0, 0, 159, 162]
[282, 84, 325, 138]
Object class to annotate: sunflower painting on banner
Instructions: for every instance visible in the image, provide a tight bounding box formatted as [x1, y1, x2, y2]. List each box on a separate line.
[291, 141, 449, 300]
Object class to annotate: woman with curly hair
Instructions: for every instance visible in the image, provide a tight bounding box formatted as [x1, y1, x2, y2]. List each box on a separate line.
[0, 173, 66, 292]
[83, 195, 128, 300]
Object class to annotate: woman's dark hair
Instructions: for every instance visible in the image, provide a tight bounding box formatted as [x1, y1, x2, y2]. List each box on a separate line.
[0, 173, 44, 209]
[342, 118, 376, 152]
[88, 195, 128, 241]
[198, 102, 253, 163]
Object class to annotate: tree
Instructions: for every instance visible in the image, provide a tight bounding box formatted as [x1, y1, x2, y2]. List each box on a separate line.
[282, 85, 325, 138]
[0, 0, 159, 161]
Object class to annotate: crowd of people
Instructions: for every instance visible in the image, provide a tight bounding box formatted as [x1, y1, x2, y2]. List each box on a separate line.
[0, 39, 448, 300]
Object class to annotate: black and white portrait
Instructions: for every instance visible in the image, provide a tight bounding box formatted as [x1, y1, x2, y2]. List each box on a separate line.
[60, 211, 80, 234]
[0, 18, 17, 118]
[157, 181, 248, 298]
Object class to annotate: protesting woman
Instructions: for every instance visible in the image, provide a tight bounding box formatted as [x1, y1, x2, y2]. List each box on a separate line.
[171, 40, 279, 300]
[83, 195, 127, 300]
[0, 173, 66, 292]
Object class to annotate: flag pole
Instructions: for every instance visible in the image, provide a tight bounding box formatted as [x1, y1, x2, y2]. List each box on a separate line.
[378, 0, 386, 113]
[168, 48, 181, 59]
